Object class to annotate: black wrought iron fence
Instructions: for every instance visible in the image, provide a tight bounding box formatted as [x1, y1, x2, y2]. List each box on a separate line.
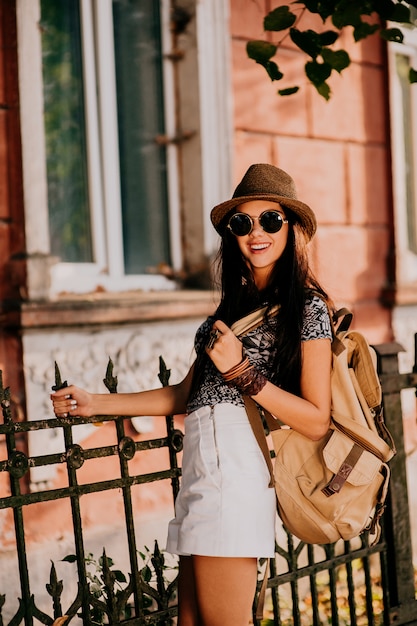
[0, 340, 417, 626]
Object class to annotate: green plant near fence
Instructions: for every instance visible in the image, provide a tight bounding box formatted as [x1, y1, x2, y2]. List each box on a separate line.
[59, 544, 178, 625]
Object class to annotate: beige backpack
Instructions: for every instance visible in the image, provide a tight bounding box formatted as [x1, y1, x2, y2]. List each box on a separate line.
[237, 307, 396, 545]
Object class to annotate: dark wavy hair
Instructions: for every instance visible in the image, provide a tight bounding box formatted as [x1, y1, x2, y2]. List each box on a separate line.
[190, 216, 333, 398]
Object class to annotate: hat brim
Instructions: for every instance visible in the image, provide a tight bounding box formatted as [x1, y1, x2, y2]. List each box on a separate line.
[211, 194, 317, 241]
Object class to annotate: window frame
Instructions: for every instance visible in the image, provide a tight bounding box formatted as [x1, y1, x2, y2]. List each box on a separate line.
[388, 24, 417, 292]
[16, 0, 232, 299]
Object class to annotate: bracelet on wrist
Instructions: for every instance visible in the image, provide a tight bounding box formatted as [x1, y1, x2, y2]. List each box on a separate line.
[234, 368, 268, 396]
[221, 356, 251, 381]
[221, 358, 268, 396]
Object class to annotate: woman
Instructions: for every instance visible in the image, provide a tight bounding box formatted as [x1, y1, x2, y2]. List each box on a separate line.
[51, 163, 333, 626]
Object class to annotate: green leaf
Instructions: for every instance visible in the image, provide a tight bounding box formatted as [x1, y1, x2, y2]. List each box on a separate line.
[89, 574, 101, 585]
[305, 59, 332, 85]
[62, 554, 77, 563]
[264, 6, 297, 31]
[321, 48, 350, 73]
[90, 582, 102, 596]
[99, 554, 114, 567]
[319, 0, 340, 21]
[246, 40, 277, 63]
[379, 28, 404, 43]
[353, 22, 380, 42]
[264, 60, 284, 81]
[141, 564, 152, 583]
[316, 81, 331, 100]
[332, 4, 364, 29]
[385, 3, 411, 23]
[278, 86, 300, 96]
[318, 30, 339, 46]
[409, 68, 417, 83]
[294, 0, 319, 11]
[114, 570, 127, 583]
[374, 0, 397, 20]
[294, 0, 337, 21]
[290, 28, 323, 58]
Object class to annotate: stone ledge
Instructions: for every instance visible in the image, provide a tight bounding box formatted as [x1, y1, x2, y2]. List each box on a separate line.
[1, 290, 219, 330]
[393, 284, 417, 307]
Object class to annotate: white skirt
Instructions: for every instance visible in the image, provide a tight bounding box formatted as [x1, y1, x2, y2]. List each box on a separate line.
[166, 403, 276, 557]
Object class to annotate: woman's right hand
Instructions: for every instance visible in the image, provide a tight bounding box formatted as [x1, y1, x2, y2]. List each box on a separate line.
[205, 319, 244, 373]
[50, 385, 93, 418]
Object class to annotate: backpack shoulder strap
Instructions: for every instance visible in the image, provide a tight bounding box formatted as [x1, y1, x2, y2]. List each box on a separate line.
[331, 307, 353, 355]
[243, 396, 276, 488]
[230, 304, 280, 337]
[333, 307, 353, 334]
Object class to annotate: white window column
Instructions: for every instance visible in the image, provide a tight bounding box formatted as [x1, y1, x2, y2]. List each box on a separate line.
[16, 0, 54, 300]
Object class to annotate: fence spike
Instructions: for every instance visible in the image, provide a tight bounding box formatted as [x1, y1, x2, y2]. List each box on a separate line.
[103, 358, 118, 394]
[52, 362, 68, 392]
[158, 356, 171, 387]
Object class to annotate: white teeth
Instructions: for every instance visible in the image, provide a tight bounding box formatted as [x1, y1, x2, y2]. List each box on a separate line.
[251, 243, 269, 250]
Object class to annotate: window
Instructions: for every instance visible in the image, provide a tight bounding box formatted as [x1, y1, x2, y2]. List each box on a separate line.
[40, 0, 175, 292]
[388, 13, 417, 288]
[41, 1, 92, 265]
[17, 0, 232, 298]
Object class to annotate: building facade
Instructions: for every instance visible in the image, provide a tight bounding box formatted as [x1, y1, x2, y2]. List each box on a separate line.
[1, 0, 417, 602]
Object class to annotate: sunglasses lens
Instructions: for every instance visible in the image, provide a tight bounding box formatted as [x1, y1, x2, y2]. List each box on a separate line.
[259, 211, 284, 233]
[228, 213, 252, 236]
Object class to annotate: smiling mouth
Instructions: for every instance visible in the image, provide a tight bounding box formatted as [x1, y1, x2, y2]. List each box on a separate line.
[250, 243, 270, 251]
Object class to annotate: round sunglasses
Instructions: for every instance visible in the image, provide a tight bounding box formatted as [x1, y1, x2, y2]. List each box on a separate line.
[227, 210, 288, 237]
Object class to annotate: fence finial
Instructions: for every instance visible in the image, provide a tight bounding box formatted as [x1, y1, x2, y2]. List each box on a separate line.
[52, 362, 68, 391]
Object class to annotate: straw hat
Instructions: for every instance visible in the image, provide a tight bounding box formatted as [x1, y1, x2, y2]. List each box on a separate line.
[211, 163, 317, 240]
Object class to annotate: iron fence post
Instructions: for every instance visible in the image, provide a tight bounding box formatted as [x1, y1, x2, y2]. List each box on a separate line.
[375, 340, 417, 625]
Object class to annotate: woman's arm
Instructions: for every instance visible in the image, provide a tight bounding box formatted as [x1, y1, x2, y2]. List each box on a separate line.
[50, 365, 195, 418]
[251, 338, 332, 440]
[206, 320, 332, 441]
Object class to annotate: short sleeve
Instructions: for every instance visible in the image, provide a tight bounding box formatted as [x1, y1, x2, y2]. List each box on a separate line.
[301, 294, 332, 342]
[194, 315, 216, 353]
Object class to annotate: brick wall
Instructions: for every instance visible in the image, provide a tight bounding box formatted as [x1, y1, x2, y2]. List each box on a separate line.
[0, 0, 27, 401]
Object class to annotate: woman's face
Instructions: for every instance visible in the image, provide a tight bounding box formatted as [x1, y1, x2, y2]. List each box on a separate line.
[231, 200, 289, 289]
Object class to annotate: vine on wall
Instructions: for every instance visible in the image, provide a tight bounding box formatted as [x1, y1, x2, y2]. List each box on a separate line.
[247, 1, 417, 99]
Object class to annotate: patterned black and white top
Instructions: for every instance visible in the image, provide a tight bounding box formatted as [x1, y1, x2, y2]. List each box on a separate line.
[186, 293, 332, 414]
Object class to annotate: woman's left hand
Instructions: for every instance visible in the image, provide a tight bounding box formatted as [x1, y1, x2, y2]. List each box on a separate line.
[205, 320, 244, 373]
